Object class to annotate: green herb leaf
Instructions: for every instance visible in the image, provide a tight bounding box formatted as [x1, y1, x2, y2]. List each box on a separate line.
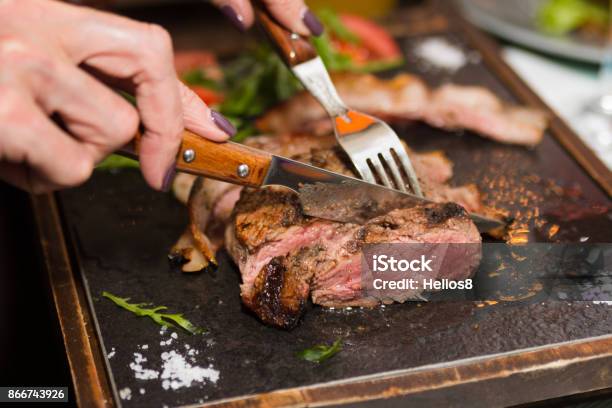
[318, 8, 360, 44]
[102, 291, 205, 335]
[297, 339, 342, 363]
[350, 58, 405, 73]
[182, 69, 221, 90]
[216, 45, 303, 141]
[119, 91, 137, 106]
[96, 154, 139, 171]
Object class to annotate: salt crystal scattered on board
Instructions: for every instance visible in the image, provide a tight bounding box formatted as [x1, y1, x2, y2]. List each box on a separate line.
[119, 387, 132, 401]
[121, 330, 219, 395]
[160, 350, 219, 390]
[129, 352, 159, 380]
[107, 347, 116, 359]
[414, 37, 467, 72]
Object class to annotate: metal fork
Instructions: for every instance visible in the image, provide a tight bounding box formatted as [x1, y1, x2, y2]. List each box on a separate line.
[255, 9, 423, 196]
[294, 58, 423, 196]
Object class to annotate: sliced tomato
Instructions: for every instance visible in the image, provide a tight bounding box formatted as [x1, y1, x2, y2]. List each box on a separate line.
[332, 38, 372, 64]
[338, 14, 402, 61]
[190, 85, 224, 106]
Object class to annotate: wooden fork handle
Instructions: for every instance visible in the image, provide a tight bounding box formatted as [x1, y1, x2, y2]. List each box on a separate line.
[254, 3, 317, 67]
[120, 130, 272, 188]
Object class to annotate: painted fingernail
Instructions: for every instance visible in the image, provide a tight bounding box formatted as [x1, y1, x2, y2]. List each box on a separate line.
[162, 162, 176, 193]
[220, 5, 246, 32]
[302, 9, 324, 36]
[211, 110, 237, 137]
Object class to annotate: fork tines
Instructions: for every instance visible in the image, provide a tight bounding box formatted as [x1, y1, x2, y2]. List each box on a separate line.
[333, 110, 423, 197]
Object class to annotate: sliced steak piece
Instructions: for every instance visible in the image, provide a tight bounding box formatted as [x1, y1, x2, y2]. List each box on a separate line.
[226, 187, 481, 329]
[256, 73, 548, 146]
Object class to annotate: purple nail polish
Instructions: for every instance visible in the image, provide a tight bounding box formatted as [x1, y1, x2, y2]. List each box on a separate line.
[303, 9, 324, 36]
[211, 110, 237, 137]
[220, 5, 246, 32]
[162, 162, 176, 192]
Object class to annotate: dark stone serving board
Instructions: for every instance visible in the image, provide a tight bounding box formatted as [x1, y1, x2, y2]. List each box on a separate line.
[57, 27, 612, 408]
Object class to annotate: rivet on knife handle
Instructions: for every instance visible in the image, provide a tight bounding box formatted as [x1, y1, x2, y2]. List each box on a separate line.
[254, 3, 317, 67]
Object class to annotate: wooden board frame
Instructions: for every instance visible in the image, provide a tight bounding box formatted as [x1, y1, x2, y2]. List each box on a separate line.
[31, 7, 612, 408]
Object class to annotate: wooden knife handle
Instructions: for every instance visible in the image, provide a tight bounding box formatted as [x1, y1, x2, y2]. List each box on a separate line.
[121, 130, 272, 188]
[254, 3, 317, 67]
[177, 131, 271, 187]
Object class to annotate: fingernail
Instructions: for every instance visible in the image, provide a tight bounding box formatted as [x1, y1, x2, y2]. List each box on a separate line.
[220, 5, 246, 32]
[162, 162, 176, 193]
[302, 9, 324, 36]
[211, 110, 237, 137]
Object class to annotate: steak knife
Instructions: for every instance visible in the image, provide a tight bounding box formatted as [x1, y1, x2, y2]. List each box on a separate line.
[137, 131, 505, 233]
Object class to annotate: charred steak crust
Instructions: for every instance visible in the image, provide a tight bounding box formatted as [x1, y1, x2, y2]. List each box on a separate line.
[233, 188, 306, 252]
[245, 256, 307, 329]
[423, 202, 468, 225]
[244, 245, 326, 329]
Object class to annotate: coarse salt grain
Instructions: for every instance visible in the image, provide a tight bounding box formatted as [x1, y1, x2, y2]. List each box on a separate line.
[414, 37, 467, 72]
[160, 350, 219, 390]
[119, 387, 132, 401]
[107, 347, 116, 359]
[129, 352, 159, 380]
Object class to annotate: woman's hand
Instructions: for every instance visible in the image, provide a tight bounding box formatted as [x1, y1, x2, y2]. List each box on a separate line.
[0, 0, 236, 193]
[213, 0, 324, 36]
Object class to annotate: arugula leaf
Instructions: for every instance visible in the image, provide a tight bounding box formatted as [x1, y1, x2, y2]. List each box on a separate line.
[218, 45, 302, 135]
[96, 154, 139, 171]
[182, 69, 222, 90]
[297, 339, 342, 363]
[351, 58, 404, 73]
[537, 0, 608, 35]
[318, 8, 360, 43]
[230, 122, 258, 143]
[102, 291, 205, 335]
[312, 33, 354, 71]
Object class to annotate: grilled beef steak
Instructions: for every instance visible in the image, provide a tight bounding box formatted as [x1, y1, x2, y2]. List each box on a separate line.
[172, 133, 491, 328]
[256, 73, 548, 146]
[226, 188, 481, 328]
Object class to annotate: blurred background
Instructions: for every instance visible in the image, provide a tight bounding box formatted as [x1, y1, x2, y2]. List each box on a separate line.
[66, 0, 612, 170]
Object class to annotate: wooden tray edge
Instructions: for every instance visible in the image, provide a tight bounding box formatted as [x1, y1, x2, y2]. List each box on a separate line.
[198, 334, 612, 408]
[31, 193, 115, 408]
